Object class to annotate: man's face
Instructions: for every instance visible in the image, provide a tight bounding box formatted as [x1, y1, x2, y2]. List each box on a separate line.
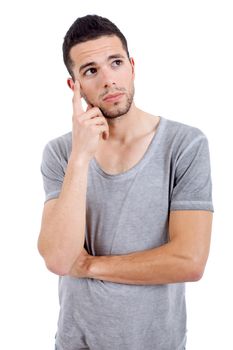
[69, 35, 135, 119]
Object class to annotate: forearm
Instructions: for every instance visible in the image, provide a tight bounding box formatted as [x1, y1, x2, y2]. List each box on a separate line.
[87, 242, 202, 285]
[38, 156, 89, 275]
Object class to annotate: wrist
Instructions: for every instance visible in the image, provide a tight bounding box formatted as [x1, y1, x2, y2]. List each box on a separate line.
[68, 153, 90, 168]
[86, 255, 98, 278]
[87, 255, 109, 280]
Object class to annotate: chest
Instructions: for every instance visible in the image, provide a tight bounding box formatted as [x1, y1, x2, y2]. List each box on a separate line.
[94, 132, 156, 175]
[86, 155, 171, 256]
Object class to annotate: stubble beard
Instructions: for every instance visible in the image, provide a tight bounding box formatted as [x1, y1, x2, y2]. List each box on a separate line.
[100, 85, 135, 119]
[84, 85, 135, 120]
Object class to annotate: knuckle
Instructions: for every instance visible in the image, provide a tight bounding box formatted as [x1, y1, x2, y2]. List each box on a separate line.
[73, 114, 83, 125]
[78, 117, 86, 125]
[93, 107, 101, 114]
[90, 124, 96, 132]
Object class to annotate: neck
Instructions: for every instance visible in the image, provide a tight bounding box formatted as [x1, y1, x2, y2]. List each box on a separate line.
[104, 103, 148, 145]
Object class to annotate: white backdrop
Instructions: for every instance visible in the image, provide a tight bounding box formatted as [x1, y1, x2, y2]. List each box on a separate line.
[0, 1, 232, 349]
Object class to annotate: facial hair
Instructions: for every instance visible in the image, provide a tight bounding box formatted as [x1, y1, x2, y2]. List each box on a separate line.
[100, 85, 135, 119]
[83, 85, 135, 120]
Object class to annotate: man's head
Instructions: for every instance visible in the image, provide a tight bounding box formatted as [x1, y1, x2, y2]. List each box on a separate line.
[63, 15, 135, 119]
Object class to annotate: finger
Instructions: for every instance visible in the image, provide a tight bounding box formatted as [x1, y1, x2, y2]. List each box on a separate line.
[72, 80, 84, 115]
[78, 107, 103, 123]
[95, 124, 109, 138]
[97, 124, 109, 140]
[103, 128, 109, 140]
[102, 128, 109, 140]
[83, 116, 108, 128]
[82, 117, 109, 140]
[96, 118, 109, 140]
[86, 103, 93, 112]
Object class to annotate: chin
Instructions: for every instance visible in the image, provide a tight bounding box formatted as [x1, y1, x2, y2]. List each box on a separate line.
[100, 99, 134, 119]
[100, 107, 130, 119]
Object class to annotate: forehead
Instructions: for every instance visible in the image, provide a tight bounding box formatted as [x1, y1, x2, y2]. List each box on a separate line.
[70, 35, 127, 67]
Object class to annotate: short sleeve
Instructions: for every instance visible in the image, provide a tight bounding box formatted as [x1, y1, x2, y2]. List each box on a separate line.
[40, 141, 65, 202]
[170, 134, 214, 212]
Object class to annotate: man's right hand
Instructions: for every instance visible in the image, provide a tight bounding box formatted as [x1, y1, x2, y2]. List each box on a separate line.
[71, 80, 109, 162]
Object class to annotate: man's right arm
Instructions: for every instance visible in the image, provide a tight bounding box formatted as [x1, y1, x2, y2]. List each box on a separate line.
[37, 80, 109, 275]
[37, 157, 89, 276]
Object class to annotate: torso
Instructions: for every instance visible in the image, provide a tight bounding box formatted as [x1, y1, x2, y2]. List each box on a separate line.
[94, 116, 160, 175]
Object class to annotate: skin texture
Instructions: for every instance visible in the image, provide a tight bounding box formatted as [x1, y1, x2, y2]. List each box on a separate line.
[68, 35, 135, 120]
[66, 35, 159, 146]
[66, 36, 213, 284]
[38, 35, 213, 281]
[69, 211, 213, 284]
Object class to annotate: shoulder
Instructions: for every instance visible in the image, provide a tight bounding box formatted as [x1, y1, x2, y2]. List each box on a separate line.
[156, 117, 211, 167]
[43, 131, 72, 161]
[163, 117, 206, 140]
[161, 117, 209, 152]
[46, 131, 72, 150]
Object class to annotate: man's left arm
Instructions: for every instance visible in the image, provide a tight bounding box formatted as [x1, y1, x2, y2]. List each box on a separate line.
[69, 210, 213, 285]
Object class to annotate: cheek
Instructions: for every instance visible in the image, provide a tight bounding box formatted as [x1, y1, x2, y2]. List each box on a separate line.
[80, 82, 94, 98]
[82, 87, 100, 106]
[125, 75, 134, 91]
[122, 68, 134, 86]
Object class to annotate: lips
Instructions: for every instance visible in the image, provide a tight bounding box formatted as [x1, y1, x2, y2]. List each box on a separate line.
[103, 92, 124, 102]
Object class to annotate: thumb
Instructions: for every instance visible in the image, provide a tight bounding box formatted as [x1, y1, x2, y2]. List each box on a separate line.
[103, 127, 109, 140]
[86, 103, 93, 112]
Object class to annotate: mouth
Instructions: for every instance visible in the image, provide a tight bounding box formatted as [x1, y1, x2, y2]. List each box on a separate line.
[103, 92, 125, 103]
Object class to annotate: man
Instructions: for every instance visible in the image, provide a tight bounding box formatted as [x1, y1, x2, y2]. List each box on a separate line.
[38, 14, 214, 350]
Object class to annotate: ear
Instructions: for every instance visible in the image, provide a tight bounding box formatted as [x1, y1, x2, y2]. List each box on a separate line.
[67, 78, 75, 91]
[67, 78, 84, 97]
[130, 57, 135, 79]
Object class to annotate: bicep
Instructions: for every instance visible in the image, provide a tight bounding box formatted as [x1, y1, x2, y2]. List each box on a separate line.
[168, 210, 213, 266]
[41, 198, 59, 223]
[38, 198, 59, 252]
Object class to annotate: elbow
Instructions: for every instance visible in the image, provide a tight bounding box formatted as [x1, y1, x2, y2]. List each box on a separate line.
[44, 259, 70, 276]
[187, 260, 206, 282]
[43, 254, 75, 276]
[37, 241, 78, 276]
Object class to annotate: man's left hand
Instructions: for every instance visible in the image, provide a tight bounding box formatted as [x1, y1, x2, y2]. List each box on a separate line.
[68, 248, 93, 278]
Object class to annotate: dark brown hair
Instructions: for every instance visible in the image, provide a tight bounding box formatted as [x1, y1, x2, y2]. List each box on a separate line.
[62, 14, 130, 80]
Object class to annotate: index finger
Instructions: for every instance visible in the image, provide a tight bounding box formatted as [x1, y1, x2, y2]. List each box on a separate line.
[72, 80, 84, 115]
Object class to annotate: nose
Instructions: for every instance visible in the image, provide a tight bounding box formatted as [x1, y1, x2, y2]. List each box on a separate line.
[100, 66, 116, 89]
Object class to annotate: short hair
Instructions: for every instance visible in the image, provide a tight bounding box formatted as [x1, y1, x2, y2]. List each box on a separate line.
[62, 14, 130, 80]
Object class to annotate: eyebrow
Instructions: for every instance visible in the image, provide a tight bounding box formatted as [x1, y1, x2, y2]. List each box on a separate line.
[79, 54, 125, 73]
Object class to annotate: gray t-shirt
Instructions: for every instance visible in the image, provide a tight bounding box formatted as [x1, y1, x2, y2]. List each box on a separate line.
[41, 116, 214, 350]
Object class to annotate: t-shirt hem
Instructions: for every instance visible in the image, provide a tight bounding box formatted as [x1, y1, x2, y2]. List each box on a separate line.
[170, 200, 214, 212]
[45, 191, 60, 203]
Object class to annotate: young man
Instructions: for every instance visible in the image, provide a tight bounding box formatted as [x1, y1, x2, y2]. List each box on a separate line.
[38, 14, 214, 350]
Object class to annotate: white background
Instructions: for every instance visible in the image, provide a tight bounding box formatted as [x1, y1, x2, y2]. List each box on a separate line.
[0, 1, 232, 349]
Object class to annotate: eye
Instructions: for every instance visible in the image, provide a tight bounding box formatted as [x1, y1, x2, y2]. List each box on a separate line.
[112, 59, 123, 67]
[84, 67, 97, 76]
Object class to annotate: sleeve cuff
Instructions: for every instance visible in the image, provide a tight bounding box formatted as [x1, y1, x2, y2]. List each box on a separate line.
[170, 200, 214, 212]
